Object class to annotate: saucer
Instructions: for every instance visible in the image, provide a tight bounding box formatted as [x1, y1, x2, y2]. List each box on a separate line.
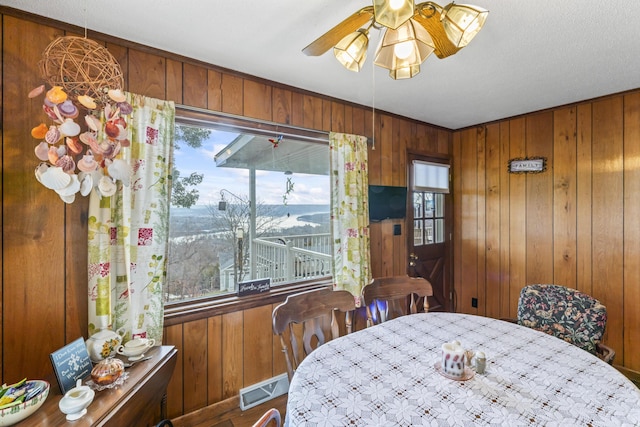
[128, 354, 146, 362]
[434, 362, 475, 381]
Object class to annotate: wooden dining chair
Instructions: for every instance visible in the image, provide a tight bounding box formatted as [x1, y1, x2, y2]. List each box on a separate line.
[251, 408, 281, 427]
[362, 275, 433, 326]
[272, 287, 356, 380]
[508, 284, 615, 364]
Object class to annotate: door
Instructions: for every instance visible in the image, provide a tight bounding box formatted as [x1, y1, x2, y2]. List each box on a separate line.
[407, 153, 452, 312]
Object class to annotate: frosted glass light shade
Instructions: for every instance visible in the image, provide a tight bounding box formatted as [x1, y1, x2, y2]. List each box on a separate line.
[413, 160, 450, 193]
[333, 29, 369, 72]
[374, 19, 435, 76]
[441, 3, 488, 48]
[389, 64, 420, 80]
[373, 0, 414, 29]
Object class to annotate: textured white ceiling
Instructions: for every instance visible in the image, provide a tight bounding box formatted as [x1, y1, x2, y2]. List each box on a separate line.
[2, 0, 640, 129]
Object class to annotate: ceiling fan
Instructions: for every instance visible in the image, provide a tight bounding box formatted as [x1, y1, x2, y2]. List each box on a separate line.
[303, 1, 488, 79]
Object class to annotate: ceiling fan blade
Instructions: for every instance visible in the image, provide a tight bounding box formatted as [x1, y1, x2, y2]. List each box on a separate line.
[302, 6, 374, 56]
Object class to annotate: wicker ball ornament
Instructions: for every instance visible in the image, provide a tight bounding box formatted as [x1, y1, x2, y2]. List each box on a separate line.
[39, 36, 124, 106]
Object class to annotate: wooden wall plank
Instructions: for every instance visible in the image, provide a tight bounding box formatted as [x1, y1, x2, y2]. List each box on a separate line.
[498, 121, 511, 317]
[591, 97, 624, 357]
[484, 123, 501, 318]
[576, 104, 593, 296]
[183, 63, 208, 108]
[243, 305, 274, 386]
[344, 105, 353, 134]
[0, 12, 3, 377]
[623, 92, 640, 371]
[106, 43, 128, 92]
[272, 88, 292, 125]
[476, 126, 486, 316]
[221, 74, 243, 115]
[207, 70, 222, 111]
[380, 222, 395, 277]
[452, 132, 463, 312]
[525, 112, 554, 284]
[128, 48, 166, 100]
[458, 128, 478, 314]
[508, 118, 526, 317]
[322, 99, 332, 132]
[222, 311, 244, 399]
[369, 223, 382, 278]
[331, 101, 345, 133]
[164, 324, 184, 418]
[3, 17, 66, 381]
[183, 319, 209, 413]
[166, 58, 183, 104]
[244, 80, 272, 121]
[379, 115, 393, 186]
[207, 316, 223, 404]
[290, 92, 304, 127]
[553, 107, 577, 288]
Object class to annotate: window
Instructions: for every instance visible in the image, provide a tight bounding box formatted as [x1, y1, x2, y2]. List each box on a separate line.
[166, 115, 331, 304]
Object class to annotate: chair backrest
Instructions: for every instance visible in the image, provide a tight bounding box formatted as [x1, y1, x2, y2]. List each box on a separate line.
[516, 284, 607, 355]
[252, 408, 281, 427]
[362, 276, 433, 326]
[272, 287, 356, 380]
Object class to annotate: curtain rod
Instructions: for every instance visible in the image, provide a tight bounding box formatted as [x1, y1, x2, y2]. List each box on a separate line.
[175, 104, 372, 145]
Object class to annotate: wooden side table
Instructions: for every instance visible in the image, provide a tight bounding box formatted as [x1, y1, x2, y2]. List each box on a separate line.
[21, 345, 177, 426]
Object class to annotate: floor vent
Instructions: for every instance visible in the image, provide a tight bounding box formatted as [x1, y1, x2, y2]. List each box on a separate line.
[239, 373, 289, 411]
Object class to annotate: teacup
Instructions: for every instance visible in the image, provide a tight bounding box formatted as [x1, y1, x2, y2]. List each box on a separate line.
[441, 341, 465, 378]
[116, 338, 155, 358]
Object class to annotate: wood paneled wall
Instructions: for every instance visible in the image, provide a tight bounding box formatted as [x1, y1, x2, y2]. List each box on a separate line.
[452, 93, 640, 371]
[0, 9, 448, 419]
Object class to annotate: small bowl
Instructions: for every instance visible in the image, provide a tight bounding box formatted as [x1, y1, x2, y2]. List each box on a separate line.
[116, 338, 154, 359]
[0, 380, 50, 426]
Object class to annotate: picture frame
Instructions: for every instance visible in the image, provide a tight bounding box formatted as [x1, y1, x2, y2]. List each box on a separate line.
[508, 157, 547, 174]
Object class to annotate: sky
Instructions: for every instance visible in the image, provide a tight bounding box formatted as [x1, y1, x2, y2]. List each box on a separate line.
[173, 127, 330, 206]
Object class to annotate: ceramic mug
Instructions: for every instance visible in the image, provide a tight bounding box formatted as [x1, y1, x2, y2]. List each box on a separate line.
[441, 341, 465, 378]
[117, 338, 155, 357]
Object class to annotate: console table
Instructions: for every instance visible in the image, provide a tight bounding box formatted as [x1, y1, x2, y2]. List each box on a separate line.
[22, 345, 177, 426]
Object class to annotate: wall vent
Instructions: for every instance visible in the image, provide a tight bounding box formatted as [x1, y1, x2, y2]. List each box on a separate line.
[239, 373, 289, 411]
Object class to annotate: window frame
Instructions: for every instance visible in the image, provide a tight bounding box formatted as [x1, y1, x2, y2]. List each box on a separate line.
[164, 106, 333, 324]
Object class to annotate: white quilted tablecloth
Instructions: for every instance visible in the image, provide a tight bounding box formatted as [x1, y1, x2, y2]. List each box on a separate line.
[286, 312, 640, 426]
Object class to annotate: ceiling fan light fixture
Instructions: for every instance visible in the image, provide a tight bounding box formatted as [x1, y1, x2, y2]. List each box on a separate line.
[374, 19, 435, 75]
[373, 0, 414, 29]
[441, 3, 488, 48]
[333, 29, 370, 72]
[389, 64, 420, 80]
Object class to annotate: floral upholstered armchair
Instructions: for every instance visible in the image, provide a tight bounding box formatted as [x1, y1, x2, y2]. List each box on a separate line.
[514, 284, 614, 364]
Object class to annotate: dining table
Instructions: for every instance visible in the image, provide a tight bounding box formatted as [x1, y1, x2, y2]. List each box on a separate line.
[285, 312, 640, 426]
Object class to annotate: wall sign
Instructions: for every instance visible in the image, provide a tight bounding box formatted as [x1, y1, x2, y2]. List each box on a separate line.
[238, 278, 271, 297]
[508, 157, 547, 174]
[50, 337, 92, 394]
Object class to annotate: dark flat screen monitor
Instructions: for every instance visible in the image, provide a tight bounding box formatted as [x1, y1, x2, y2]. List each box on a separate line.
[368, 185, 407, 222]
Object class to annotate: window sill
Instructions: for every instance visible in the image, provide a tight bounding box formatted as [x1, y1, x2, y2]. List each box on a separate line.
[163, 278, 332, 326]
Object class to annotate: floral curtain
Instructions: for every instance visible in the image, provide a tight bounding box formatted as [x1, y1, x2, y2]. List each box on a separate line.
[87, 93, 175, 344]
[329, 132, 371, 307]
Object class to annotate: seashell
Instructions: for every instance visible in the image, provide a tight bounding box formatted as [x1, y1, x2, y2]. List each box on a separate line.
[34, 162, 50, 183]
[56, 154, 76, 173]
[58, 100, 78, 118]
[28, 84, 45, 98]
[79, 131, 97, 146]
[46, 86, 68, 104]
[59, 193, 76, 204]
[120, 138, 131, 148]
[55, 173, 80, 196]
[45, 125, 61, 144]
[43, 104, 58, 121]
[108, 89, 126, 103]
[85, 114, 101, 132]
[31, 123, 49, 139]
[34, 141, 50, 161]
[38, 165, 71, 190]
[79, 172, 94, 196]
[117, 101, 133, 115]
[108, 159, 131, 186]
[59, 119, 81, 137]
[104, 121, 119, 138]
[48, 146, 60, 164]
[66, 137, 83, 154]
[77, 153, 98, 172]
[98, 176, 117, 197]
[77, 95, 97, 110]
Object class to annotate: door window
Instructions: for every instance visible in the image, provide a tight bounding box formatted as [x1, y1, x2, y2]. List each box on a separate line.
[413, 192, 445, 246]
